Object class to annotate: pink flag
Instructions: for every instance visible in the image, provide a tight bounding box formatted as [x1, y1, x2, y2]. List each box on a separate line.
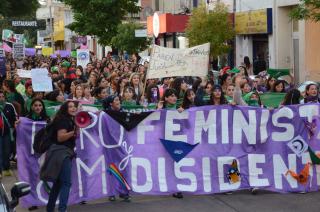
[80, 44, 88, 49]
[3, 42, 12, 52]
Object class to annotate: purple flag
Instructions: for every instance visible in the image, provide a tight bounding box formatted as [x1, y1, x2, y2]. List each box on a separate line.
[25, 48, 36, 56]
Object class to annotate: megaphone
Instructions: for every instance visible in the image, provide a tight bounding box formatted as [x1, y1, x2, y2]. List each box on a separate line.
[75, 111, 93, 128]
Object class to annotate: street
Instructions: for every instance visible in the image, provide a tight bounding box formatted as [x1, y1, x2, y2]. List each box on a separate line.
[3, 170, 320, 212]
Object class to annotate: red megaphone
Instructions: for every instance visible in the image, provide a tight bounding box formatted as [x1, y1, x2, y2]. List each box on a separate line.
[75, 111, 92, 128]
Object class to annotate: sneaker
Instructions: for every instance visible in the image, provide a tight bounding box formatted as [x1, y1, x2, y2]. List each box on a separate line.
[251, 187, 258, 195]
[79, 201, 86, 205]
[172, 192, 183, 199]
[119, 194, 131, 202]
[28, 206, 38, 211]
[3, 170, 12, 177]
[224, 192, 233, 195]
[108, 196, 116, 201]
[299, 191, 306, 194]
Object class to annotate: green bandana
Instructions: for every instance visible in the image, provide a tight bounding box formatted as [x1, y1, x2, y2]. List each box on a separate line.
[6, 93, 15, 103]
[31, 112, 41, 121]
[165, 103, 177, 110]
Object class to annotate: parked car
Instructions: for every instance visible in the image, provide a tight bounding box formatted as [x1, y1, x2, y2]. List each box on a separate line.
[0, 181, 30, 212]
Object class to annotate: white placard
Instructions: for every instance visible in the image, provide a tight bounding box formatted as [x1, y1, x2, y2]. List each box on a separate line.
[0, 48, 4, 57]
[77, 49, 90, 68]
[13, 43, 25, 59]
[17, 69, 31, 78]
[287, 135, 309, 157]
[31, 68, 53, 92]
[147, 43, 210, 79]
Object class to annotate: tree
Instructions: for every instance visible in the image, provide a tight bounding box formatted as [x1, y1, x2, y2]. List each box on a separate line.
[185, 3, 234, 58]
[0, 0, 39, 18]
[290, 0, 320, 21]
[111, 22, 150, 54]
[62, 0, 140, 46]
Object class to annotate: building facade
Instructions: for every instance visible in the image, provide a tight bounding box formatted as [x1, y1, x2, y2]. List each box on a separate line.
[232, 0, 320, 83]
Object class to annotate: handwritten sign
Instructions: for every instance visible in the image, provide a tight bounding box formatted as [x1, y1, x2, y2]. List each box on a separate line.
[31, 68, 53, 92]
[147, 43, 210, 79]
[17, 69, 32, 78]
[13, 43, 25, 59]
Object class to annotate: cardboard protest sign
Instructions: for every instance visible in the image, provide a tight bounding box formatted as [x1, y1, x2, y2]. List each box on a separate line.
[13, 43, 25, 59]
[147, 43, 210, 79]
[31, 68, 53, 92]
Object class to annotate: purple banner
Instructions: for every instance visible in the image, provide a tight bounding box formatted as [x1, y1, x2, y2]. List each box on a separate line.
[55, 50, 70, 58]
[25, 48, 36, 56]
[16, 105, 320, 207]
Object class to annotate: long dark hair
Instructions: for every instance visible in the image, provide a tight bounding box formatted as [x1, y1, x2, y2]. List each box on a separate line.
[28, 98, 49, 120]
[244, 56, 251, 68]
[181, 89, 195, 109]
[304, 83, 320, 103]
[210, 85, 228, 105]
[266, 77, 276, 91]
[272, 80, 286, 93]
[146, 84, 160, 103]
[282, 89, 301, 105]
[170, 78, 185, 97]
[53, 100, 78, 123]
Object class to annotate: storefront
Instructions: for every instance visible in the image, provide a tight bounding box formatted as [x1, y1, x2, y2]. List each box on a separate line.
[147, 13, 190, 48]
[235, 8, 273, 69]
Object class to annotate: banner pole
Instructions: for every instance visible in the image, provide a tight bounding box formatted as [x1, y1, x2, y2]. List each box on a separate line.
[141, 45, 153, 98]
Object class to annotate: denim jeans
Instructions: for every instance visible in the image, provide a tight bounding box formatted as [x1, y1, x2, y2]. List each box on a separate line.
[46, 158, 72, 212]
[0, 134, 11, 173]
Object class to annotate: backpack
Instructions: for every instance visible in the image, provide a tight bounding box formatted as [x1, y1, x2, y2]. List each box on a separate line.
[33, 122, 55, 154]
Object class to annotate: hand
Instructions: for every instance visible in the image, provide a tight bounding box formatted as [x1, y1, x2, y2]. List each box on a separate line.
[177, 107, 184, 113]
[157, 101, 164, 109]
[14, 119, 20, 128]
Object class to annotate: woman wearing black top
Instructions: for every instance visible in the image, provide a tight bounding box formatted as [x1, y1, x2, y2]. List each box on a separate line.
[46, 100, 78, 212]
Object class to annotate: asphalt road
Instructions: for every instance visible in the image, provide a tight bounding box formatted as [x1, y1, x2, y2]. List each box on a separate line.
[3, 169, 320, 212]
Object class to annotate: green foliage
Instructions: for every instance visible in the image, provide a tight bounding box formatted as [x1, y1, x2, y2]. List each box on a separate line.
[0, 0, 39, 47]
[0, 0, 39, 17]
[290, 0, 320, 22]
[62, 0, 140, 46]
[185, 3, 234, 58]
[111, 22, 150, 54]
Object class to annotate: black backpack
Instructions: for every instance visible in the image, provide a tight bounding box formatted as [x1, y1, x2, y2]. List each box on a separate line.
[33, 122, 55, 154]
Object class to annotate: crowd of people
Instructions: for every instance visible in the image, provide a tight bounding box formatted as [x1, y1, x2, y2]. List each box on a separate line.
[0, 51, 320, 211]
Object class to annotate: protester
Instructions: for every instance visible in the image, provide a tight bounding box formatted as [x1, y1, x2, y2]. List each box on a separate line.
[180, 88, 196, 112]
[302, 83, 320, 103]
[0, 90, 17, 178]
[44, 100, 78, 212]
[282, 89, 301, 105]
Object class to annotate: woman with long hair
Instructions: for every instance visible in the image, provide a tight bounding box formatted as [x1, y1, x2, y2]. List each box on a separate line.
[129, 73, 143, 103]
[282, 89, 301, 105]
[45, 101, 79, 212]
[210, 85, 228, 105]
[272, 80, 286, 93]
[180, 89, 196, 111]
[170, 78, 188, 108]
[303, 83, 320, 103]
[26, 98, 49, 121]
